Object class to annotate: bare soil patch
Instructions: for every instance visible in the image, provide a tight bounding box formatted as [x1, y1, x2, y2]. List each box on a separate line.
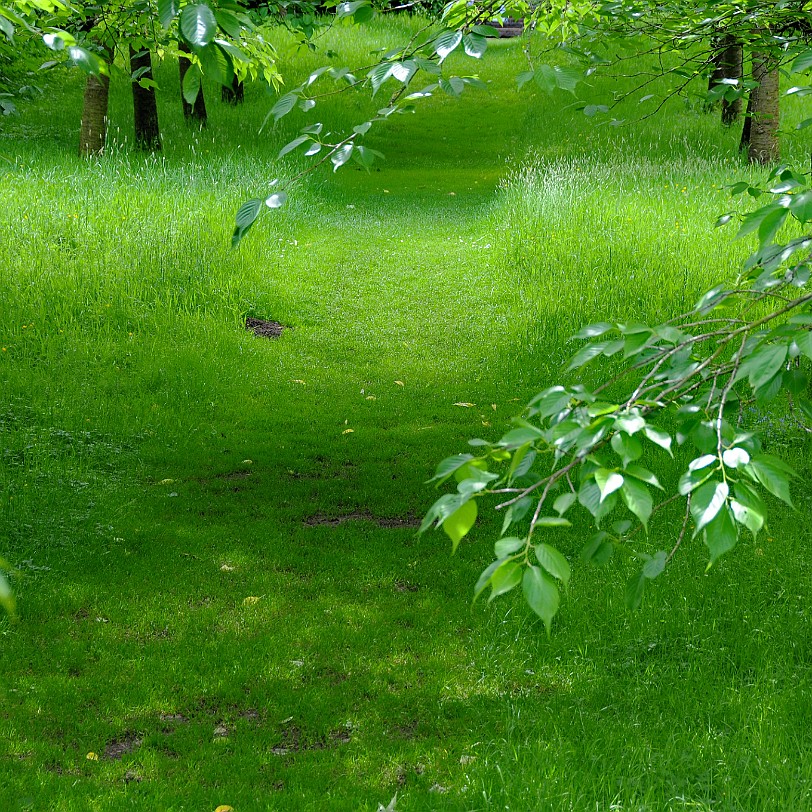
[103, 734, 142, 760]
[245, 318, 288, 339]
[304, 511, 419, 529]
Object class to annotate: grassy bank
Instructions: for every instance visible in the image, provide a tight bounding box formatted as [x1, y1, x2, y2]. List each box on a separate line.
[1, 17, 811, 811]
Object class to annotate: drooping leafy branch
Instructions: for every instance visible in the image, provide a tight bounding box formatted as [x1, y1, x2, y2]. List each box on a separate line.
[421, 162, 812, 634]
[231, 1, 500, 245]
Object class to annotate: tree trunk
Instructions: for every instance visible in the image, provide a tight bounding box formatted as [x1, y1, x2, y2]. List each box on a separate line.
[747, 52, 780, 164]
[708, 35, 742, 125]
[178, 42, 207, 126]
[221, 74, 244, 105]
[130, 46, 161, 151]
[78, 69, 110, 156]
[739, 87, 753, 151]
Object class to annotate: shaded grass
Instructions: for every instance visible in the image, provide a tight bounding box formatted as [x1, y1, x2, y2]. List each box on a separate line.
[1, 17, 812, 811]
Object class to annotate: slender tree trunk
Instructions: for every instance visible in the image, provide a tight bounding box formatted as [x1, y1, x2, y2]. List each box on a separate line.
[130, 46, 161, 151]
[739, 86, 753, 151]
[178, 42, 207, 126]
[747, 51, 780, 164]
[221, 74, 244, 105]
[78, 68, 111, 157]
[708, 35, 742, 125]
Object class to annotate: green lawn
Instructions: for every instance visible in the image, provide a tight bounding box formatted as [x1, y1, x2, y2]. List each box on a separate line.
[1, 18, 812, 811]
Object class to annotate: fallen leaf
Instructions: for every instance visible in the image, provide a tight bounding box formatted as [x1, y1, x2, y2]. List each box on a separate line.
[215, 806, 234, 812]
[159, 479, 174, 485]
[342, 429, 354, 435]
[220, 564, 235, 572]
[394, 381, 404, 386]
[242, 596, 261, 606]
[291, 379, 306, 385]
[454, 402, 475, 408]
[86, 752, 99, 761]
[491, 404, 497, 411]
[242, 459, 253, 465]
[365, 395, 377, 401]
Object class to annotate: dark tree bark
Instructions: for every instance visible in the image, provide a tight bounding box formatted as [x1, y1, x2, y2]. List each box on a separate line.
[708, 35, 743, 125]
[221, 74, 244, 105]
[178, 42, 207, 126]
[747, 51, 780, 164]
[130, 46, 161, 151]
[78, 69, 110, 156]
[739, 88, 753, 151]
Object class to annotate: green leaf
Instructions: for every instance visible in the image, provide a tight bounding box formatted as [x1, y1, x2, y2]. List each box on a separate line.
[595, 469, 624, 502]
[678, 466, 716, 496]
[335, 0, 369, 17]
[535, 517, 571, 528]
[522, 565, 560, 634]
[0, 15, 13, 43]
[278, 135, 310, 158]
[391, 60, 417, 84]
[489, 561, 522, 601]
[534, 64, 556, 92]
[463, 32, 487, 59]
[643, 425, 673, 455]
[620, 477, 652, 529]
[792, 49, 812, 73]
[746, 455, 795, 506]
[443, 499, 477, 552]
[231, 198, 263, 248]
[473, 558, 503, 601]
[67, 46, 106, 76]
[439, 77, 464, 97]
[790, 190, 812, 223]
[494, 536, 524, 557]
[611, 431, 642, 465]
[215, 8, 242, 38]
[552, 492, 577, 516]
[430, 453, 474, 483]
[580, 531, 613, 564]
[472, 24, 500, 37]
[758, 206, 789, 246]
[739, 344, 787, 390]
[434, 30, 462, 63]
[368, 62, 394, 95]
[624, 464, 663, 490]
[180, 4, 217, 48]
[575, 322, 613, 339]
[265, 192, 287, 209]
[181, 65, 201, 104]
[158, 0, 180, 29]
[270, 92, 298, 122]
[722, 447, 750, 469]
[534, 543, 571, 587]
[796, 330, 812, 361]
[0, 569, 13, 616]
[578, 478, 617, 524]
[625, 569, 647, 610]
[730, 498, 763, 537]
[703, 506, 738, 564]
[554, 66, 581, 92]
[517, 70, 535, 89]
[642, 550, 667, 580]
[691, 480, 729, 532]
[331, 144, 353, 172]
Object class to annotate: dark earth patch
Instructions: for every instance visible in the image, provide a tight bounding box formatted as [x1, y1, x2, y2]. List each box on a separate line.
[103, 734, 142, 760]
[304, 511, 419, 529]
[245, 317, 287, 339]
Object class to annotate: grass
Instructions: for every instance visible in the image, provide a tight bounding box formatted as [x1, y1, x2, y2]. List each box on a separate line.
[1, 16, 812, 811]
